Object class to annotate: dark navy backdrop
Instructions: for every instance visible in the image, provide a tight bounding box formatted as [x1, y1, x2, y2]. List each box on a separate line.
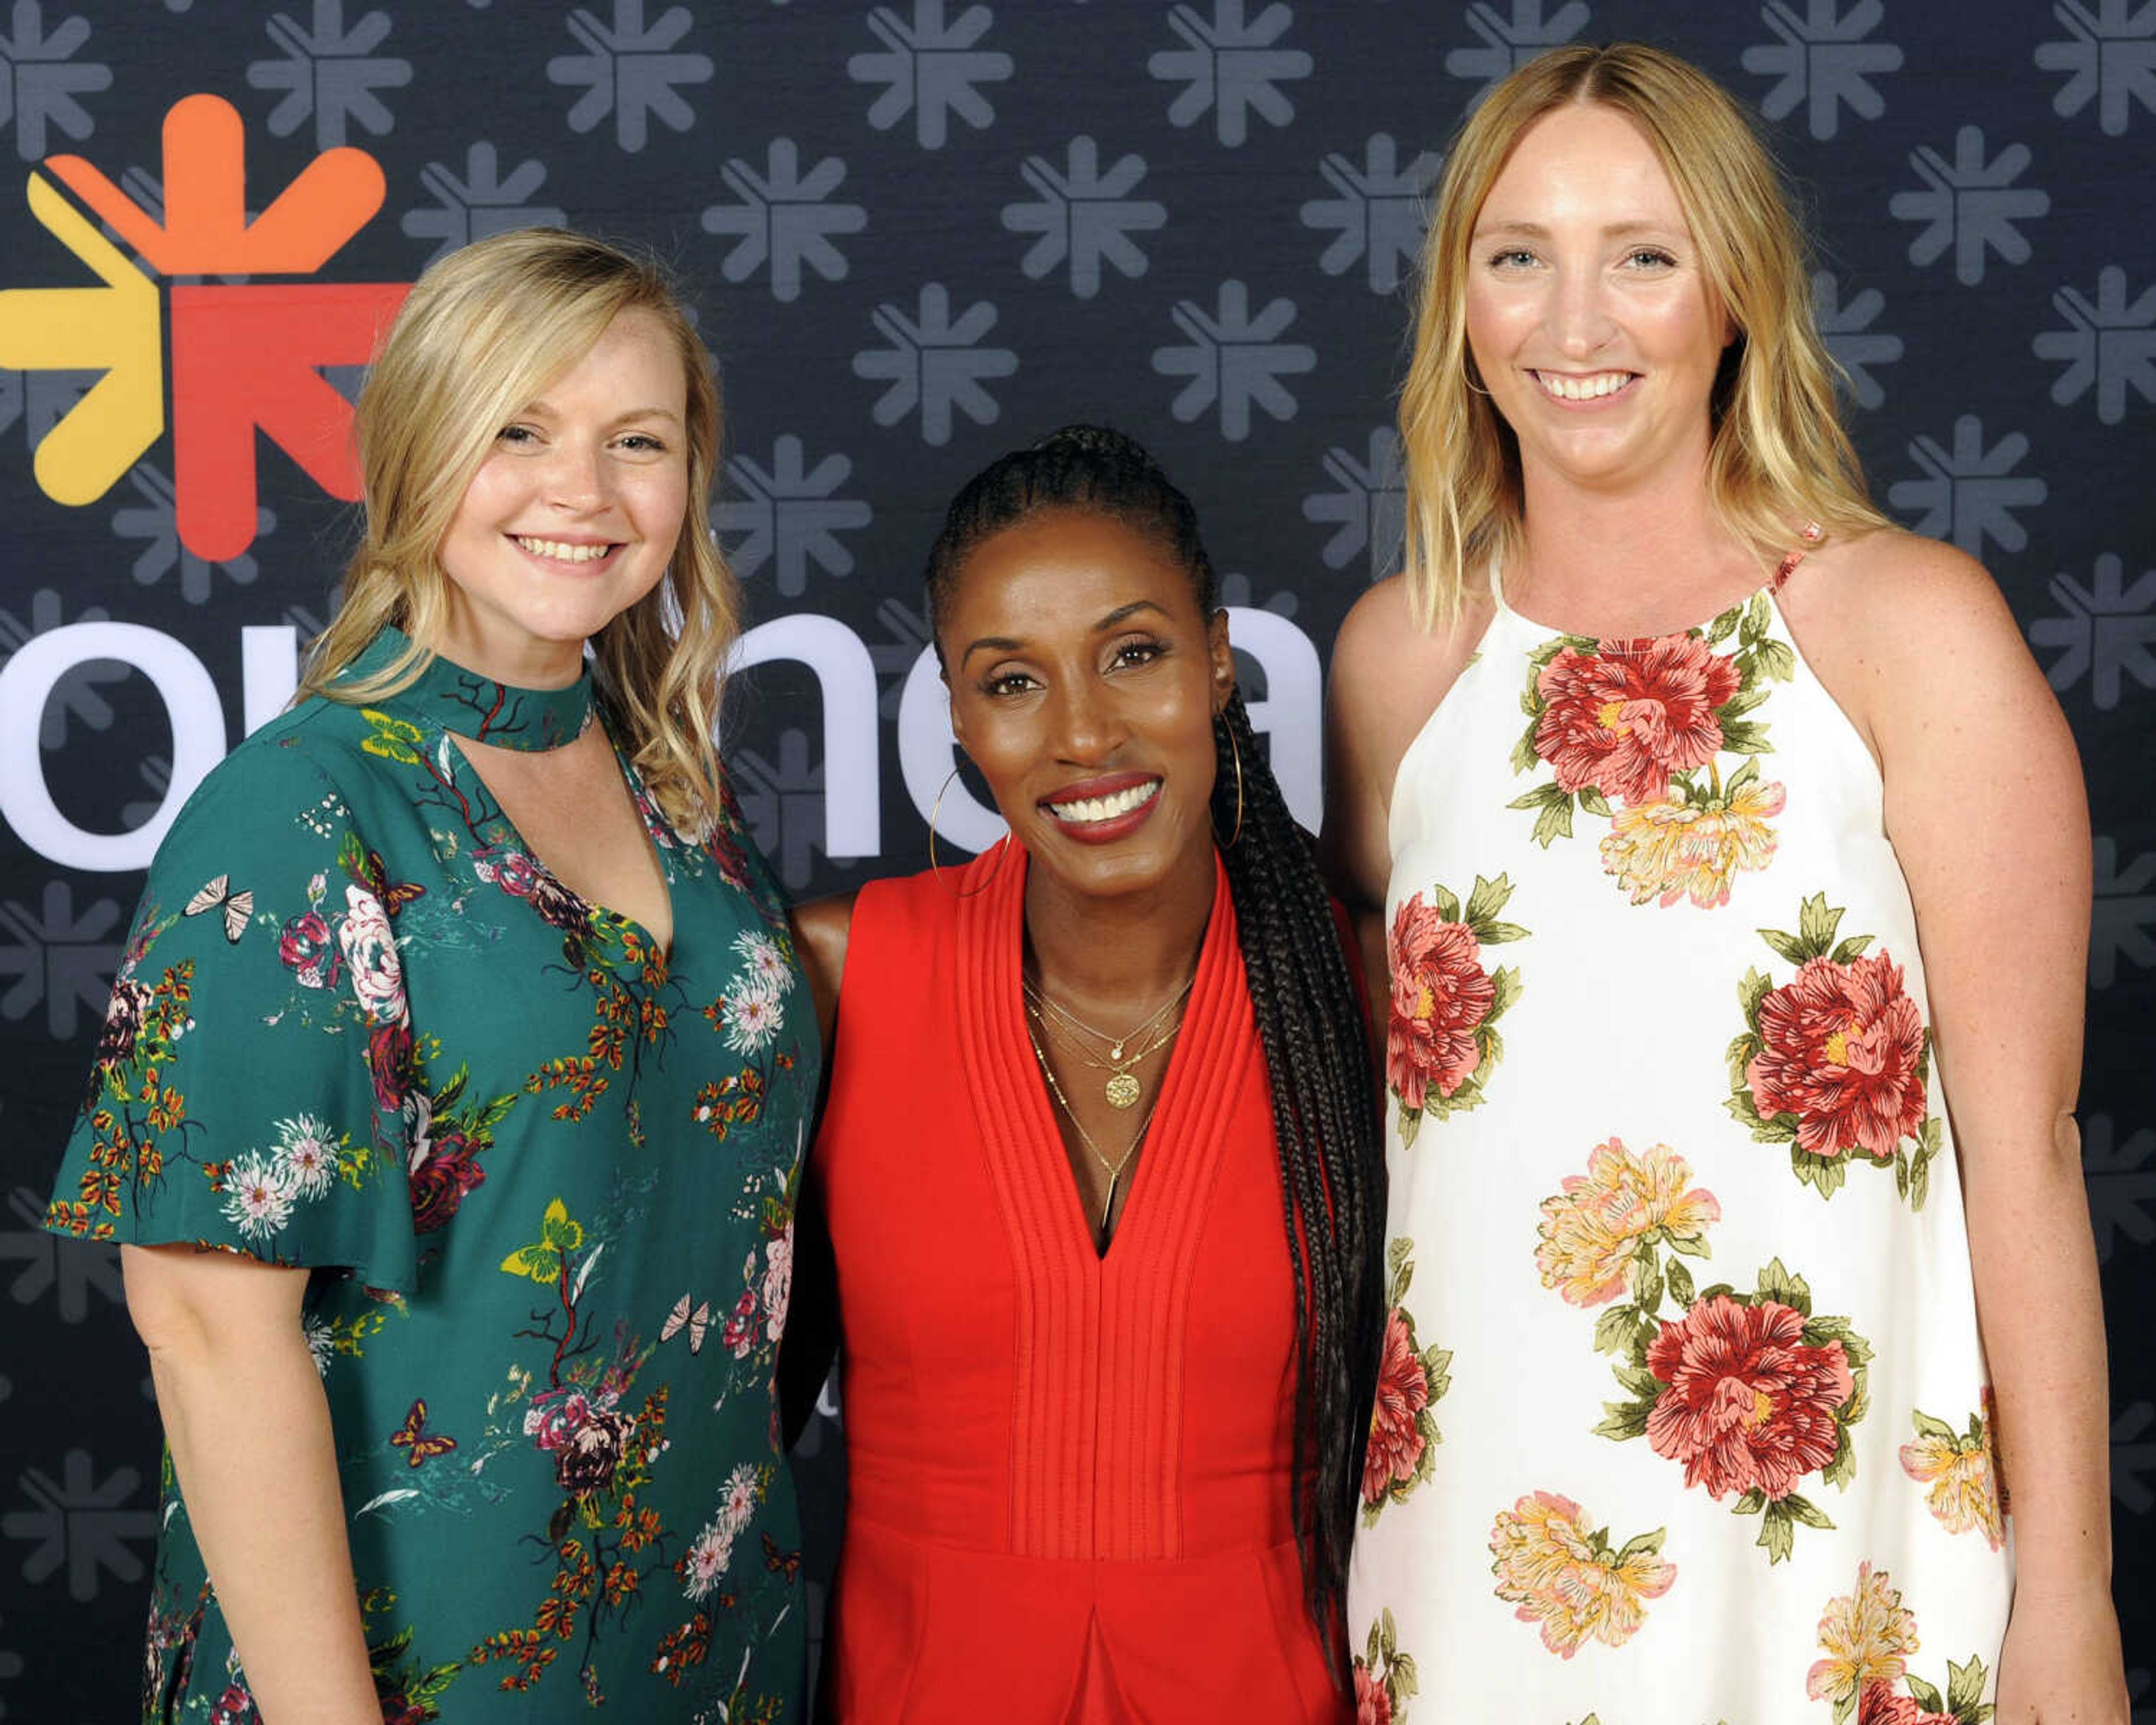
[0, 3, 2149, 1718]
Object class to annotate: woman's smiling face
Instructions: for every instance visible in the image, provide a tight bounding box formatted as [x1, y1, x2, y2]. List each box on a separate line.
[939, 507, 1233, 901]
[1464, 101, 1733, 497]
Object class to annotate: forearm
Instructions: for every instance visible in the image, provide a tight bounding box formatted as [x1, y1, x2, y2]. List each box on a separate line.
[1962, 1114, 2113, 1600]
[145, 1295, 378, 1721]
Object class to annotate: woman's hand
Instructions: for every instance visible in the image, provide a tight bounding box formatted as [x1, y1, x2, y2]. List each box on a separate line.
[124, 1242, 381, 1724]
[1995, 1579, 2128, 1722]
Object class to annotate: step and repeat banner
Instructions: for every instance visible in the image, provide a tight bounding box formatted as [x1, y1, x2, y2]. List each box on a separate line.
[0, 2, 2148, 1717]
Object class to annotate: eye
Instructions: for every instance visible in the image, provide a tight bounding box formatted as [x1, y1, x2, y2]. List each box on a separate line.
[980, 669, 1039, 699]
[1108, 637, 1167, 670]
[496, 423, 541, 446]
[1487, 247, 1539, 271]
[1624, 247, 1678, 270]
[615, 431, 670, 454]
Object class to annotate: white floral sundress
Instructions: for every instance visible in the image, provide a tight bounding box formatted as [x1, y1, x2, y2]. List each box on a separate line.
[1346, 549, 2015, 1725]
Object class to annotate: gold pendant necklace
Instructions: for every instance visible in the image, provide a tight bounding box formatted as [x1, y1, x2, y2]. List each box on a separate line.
[1024, 1017, 1160, 1242]
[1022, 976, 1191, 1110]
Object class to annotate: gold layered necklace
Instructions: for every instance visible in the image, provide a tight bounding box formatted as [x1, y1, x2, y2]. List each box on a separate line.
[1022, 1016, 1162, 1242]
[1020, 975, 1193, 1108]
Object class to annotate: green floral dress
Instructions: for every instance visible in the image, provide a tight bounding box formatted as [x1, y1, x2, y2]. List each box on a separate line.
[43, 632, 815, 1724]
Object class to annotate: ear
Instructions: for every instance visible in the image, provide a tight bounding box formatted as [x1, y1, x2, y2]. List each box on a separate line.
[1207, 608, 1236, 712]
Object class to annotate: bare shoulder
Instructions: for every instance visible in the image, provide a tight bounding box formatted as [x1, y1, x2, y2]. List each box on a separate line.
[1329, 574, 1488, 781]
[1775, 526, 2050, 755]
[1322, 571, 1490, 906]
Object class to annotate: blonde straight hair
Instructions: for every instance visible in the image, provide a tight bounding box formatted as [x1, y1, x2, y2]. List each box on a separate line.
[300, 227, 737, 836]
[1398, 42, 1890, 629]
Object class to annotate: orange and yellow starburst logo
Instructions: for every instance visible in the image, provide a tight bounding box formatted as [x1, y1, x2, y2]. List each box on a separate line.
[0, 92, 410, 560]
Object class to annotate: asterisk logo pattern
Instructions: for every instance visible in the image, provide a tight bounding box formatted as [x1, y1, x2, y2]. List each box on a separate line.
[2036, 0, 2156, 135]
[2029, 553, 2156, 709]
[1152, 279, 1315, 440]
[1444, 1, 1592, 95]
[547, 1, 712, 153]
[2093, 837, 2156, 988]
[848, 1, 1012, 151]
[851, 282, 1018, 445]
[1001, 136, 1166, 299]
[718, 436, 874, 599]
[1301, 427, 1405, 575]
[0, 1, 107, 161]
[246, 0, 411, 149]
[702, 140, 867, 304]
[400, 142, 564, 262]
[1811, 271, 1903, 410]
[1149, 1, 1312, 148]
[2034, 266, 2156, 422]
[1300, 134, 1441, 295]
[2085, 1117, 2156, 1264]
[1742, 0, 1902, 140]
[1886, 414, 2048, 556]
[1889, 126, 2052, 286]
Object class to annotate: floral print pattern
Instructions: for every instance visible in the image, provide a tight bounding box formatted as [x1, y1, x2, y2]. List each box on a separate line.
[1363, 1239, 1452, 1525]
[1488, 1490, 1675, 1656]
[1726, 895, 1942, 1205]
[1900, 1396, 2006, 1549]
[1536, 1142, 1872, 1562]
[1385, 875, 1525, 1143]
[1353, 1609, 1418, 1724]
[42, 635, 812, 1721]
[1811, 1564, 1995, 1725]
[1509, 597, 1794, 907]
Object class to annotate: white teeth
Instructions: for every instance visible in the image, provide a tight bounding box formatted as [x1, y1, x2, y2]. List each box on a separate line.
[1048, 781, 1161, 824]
[1534, 371, 1633, 401]
[515, 536, 613, 564]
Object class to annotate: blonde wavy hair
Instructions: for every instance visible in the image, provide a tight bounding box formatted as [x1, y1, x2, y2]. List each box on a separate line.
[300, 226, 737, 835]
[1399, 41, 1890, 628]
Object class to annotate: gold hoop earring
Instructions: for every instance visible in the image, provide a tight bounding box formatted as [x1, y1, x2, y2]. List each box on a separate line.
[1213, 718, 1244, 850]
[928, 767, 1007, 896]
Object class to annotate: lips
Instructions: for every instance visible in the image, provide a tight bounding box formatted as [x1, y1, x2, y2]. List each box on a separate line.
[1530, 369, 1638, 403]
[511, 534, 620, 565]
[1038, 772, 1164, 844]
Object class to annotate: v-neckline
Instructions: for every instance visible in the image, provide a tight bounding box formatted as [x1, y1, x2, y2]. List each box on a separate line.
[962, 842, 1239, 1269]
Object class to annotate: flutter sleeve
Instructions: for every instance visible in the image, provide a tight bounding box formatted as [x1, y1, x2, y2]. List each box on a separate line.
[43, 734, 419, 1295]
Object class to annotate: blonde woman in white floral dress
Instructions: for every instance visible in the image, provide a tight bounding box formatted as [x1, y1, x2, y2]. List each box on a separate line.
[1324, 44, 2125, 1725]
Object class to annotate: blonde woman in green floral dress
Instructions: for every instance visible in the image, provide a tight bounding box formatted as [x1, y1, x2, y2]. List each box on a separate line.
[1326, 45, 2123, 1725]
[43, 230, 815, 1722]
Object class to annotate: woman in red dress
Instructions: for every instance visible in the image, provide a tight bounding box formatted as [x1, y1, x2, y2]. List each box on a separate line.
[789, 426, 1385, 1721]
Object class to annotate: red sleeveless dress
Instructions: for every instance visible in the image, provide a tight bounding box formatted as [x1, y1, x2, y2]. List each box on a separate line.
[814, 844, 1347, 1723]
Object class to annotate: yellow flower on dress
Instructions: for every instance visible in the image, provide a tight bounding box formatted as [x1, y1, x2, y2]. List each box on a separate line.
[1488, 1490, 1676, 1658]
[1807, 1561, 1919, 1706]
[1598, 776, 1787, 909]
[1899, 1400, 2005, 1549]
[1534, 1138, 1721, 1307]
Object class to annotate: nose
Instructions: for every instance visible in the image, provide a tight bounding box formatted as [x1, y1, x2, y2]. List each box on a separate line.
[1048, 675, 1121, 764]
[1549, 265, 1615, 359]
[543, 437, 610, 512]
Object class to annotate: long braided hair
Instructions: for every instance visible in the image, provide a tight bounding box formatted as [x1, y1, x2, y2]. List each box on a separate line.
[925, 425, 1386, 1659]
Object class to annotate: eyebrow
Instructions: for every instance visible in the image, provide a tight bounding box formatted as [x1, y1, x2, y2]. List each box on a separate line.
[958, 598, 1173, 667]
[517, 401, 687, 428]
[1472, 218, 1684, 240]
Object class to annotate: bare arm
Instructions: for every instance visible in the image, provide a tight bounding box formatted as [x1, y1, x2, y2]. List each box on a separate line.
[123, 1243, 378, 1723]
[1789, 532, 2123, 1723]
[1319, 574, 1482, 915]
[789, 891, 857, 1052]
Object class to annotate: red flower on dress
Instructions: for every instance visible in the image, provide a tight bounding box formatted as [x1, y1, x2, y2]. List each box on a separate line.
[1363, 1306, 1432, 1503]
[1387, 895, 1495, 1111]
[1747, 952, 1927, 1160]
[367, 1021, 415, 1112]
[1534, 635, 1742, 807]
[1857, 1681, 1956, 1725]
[1352, 1663, 1391, 1725]
[1645, 1294, 1853, 1501]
